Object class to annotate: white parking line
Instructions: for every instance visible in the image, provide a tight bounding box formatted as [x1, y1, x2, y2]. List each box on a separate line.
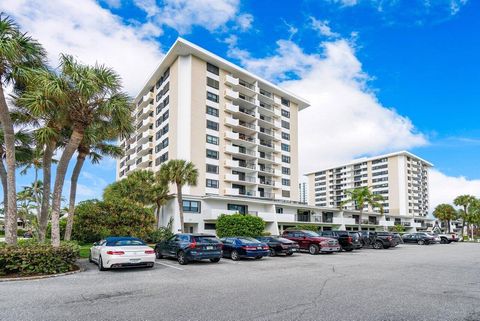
[155, 261, 185, 271]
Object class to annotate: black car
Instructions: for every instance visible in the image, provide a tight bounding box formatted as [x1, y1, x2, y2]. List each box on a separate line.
[220, 237, 270, 260]
[347, 232, 363, 249]
[376, 232, 399, 247]
[359, 231, 396, 249]
[254, 236, 299, 256]
[155, 233, 223, 265]
[317, 230, 356, 251]
[402, 232, 438, 245]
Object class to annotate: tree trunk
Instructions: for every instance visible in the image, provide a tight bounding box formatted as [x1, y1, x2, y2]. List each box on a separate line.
[0, 160, 8, 216]
[51, 127, 84, 247]
[0, 86, 17, 245]
[38, 140, 56, 242]
[33, 168, 41, 225]
[447, 219, 451, 233]
[64, 153, 86, 241]
[176, 183, 184, 233]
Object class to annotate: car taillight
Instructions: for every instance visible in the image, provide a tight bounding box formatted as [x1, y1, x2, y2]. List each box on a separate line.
[242, 246, 257, 250]
[188, 240, 197, 249]
[106, 251, 125, 255]
[145, 250, 155, 254]
[262, 246, 269, 250]
[347, 236, 352, 243]
[387, 236, 392, 240]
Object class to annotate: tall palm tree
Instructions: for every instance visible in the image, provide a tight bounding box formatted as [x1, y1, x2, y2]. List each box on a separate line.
[0, 127, 32, 216]
[0, 13, 46, 245]
[341, 186, 384, 230]
[433, 204, 457, 233]
[63, 122, 126, 241]
[25, 54, 132, 247]
[453, 194, 475, 237]
[158, 160, 198, 233]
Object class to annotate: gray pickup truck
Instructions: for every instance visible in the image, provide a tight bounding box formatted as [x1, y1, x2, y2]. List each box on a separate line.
[431, 232, 458, 244]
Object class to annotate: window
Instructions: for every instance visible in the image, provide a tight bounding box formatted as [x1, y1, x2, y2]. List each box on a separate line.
[281, 143, 290, 152]
[206, 179, 219, 188]
[282, 190, 290, 198]
[282, 178, 290, 186]
[282, 167, 290, 175]
[206, 106, 219, 117]
[207, 77, 219, 89]
[282, 155, 291, 163]
[183, 200, 201, 213]
[276, 207, 283, 214]
[207, 62, 219, 75]
[206, 134, 219, 145]
[282, 132, 290, 140]
[206, 149, 219, 159]
[162, 138, 169, 148]
[207, 120, 219, 131]
[206, 164, 218, 174]
[281, 97, 290, 107]
[155, 152, 168, 166]
[281, 109, 290, 118]
[281, 120, 290, 129]
[207, 91, 219, 103]
[204, 223, 216, 230]
[228, 204, 247, 214]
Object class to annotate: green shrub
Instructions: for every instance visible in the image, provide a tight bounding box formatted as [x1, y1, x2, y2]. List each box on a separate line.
[288, 224, 319, 232]
[16, 229, 25, 237]
[216, 214, 266, 238]
[0, 242, 79, 276]
[72, 199, 155, 243]
[147, 227, 173, 243]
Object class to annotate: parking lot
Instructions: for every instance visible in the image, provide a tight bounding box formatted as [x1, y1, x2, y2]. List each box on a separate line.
[1, 243, 479, 321]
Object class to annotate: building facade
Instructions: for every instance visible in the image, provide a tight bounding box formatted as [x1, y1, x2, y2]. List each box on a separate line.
[306, 151, 434, 231]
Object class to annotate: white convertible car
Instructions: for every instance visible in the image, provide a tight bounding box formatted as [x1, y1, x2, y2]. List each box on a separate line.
[90, 237, 156, 270]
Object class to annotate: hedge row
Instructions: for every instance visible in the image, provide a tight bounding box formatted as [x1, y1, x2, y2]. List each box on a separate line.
[216, 214, 266, 238]
[0, 241, 79, 276]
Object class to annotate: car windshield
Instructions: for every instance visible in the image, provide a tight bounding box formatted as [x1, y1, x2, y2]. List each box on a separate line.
[108, 239, 145, 246]
[194, 236, 220, 243]
[305, 231, 320, 237]
[237, 237, 260, 243]
[275, 237, 292, 242]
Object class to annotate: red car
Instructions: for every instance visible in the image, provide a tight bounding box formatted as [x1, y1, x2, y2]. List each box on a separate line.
[282, 230, 340, 254]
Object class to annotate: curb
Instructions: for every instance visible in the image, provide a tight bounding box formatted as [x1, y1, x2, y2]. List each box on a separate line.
[0, 264, 85, 282]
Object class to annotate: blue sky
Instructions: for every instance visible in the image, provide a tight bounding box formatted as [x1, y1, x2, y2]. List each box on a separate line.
[2, 0, 479, 209]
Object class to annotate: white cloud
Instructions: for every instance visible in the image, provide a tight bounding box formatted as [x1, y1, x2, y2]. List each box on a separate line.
[1, 0, 164, 96]
[429, 169, 480, 212]
[310, 17, 339, 38]
[235, 13, 254, 31]
[228, 38, 427, 174]
[133, 0, 244, 34]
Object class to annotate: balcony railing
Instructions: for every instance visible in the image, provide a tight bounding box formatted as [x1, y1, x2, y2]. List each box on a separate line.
[238, 120, 256, 130]
[239, 79, 255, 91]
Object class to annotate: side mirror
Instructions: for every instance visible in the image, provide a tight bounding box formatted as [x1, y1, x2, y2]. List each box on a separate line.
[93, 242, 99, 246]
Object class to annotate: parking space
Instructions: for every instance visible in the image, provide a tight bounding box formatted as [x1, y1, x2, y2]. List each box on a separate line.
[1, 243, 479, 321]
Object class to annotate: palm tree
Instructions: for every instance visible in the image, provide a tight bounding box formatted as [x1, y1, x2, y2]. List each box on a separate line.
[453, 194, 475, 237]
[63, 122, 126, 241]
[30, 54, 132, 247]
[433, 204, 457, 233]
[0, 14, 45, 245]
[0, 127, 32, 216]
[341, 186, 384, 230]
[158, 160, 198, 233]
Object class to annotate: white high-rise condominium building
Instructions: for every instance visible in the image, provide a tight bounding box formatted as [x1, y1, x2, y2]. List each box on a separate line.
[306, 151, 434, 230]
[117, 38, 315, 234]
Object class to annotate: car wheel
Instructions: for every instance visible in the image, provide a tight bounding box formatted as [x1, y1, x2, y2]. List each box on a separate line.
[255, 256, 263, 260]
[269, 249, 276, 257]
[177, 251, 188, 265]
[286, 252, 293, 256]
[209, 258, 220, 263]
[309, 244, 319, 255]
[231, 250, 240, 261]
[440, 238, 448, 244]
[373, 241, 383, 249]
[155, 248, 163, 259]
[418, 240, 425, 245]
[98, 256, 107, 271]
[345, 248, 353, 252]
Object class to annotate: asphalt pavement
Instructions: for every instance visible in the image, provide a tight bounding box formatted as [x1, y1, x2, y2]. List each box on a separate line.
[1, 243, 479, 321]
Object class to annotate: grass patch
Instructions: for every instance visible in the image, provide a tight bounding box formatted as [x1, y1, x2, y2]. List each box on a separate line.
[79, 244, 92, 259]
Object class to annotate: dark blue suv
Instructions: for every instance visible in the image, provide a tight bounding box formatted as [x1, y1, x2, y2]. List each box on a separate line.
[220, 237, 270, 261]
[155, 234, 223, 265]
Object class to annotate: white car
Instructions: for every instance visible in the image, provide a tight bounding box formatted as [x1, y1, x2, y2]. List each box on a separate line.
[89, 237, 155, 271]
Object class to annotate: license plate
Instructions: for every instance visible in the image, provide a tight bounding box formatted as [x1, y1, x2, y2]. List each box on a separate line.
[257, 247, 262, 250]
[291, 248, 298, 252]
[206, 246, 213, 250]
[130, 258, 141, 263]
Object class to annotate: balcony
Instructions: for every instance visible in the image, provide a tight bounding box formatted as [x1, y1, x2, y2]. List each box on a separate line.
[137, 143, 153, 157]
[379, 220, 395, 227]
[225, 74, 239, 86]
[258, 114, 280, 128]
[258, 192, 275, 199]
[258, 153, 277, 164]
[258, 127, 281, 141]
[224, 159, 256, 171]
[258, 166, 278, 176]
[136, 154, 153, 168]
[258, 179, 276, 187]
[224, 131, 256, 146]
[138, 92, 154, 108]
[225, 145, 256, 159]
[224, 174, 258, 185]
[224, 188, 256, 197]
[225, 88, 239, 100]
[136, 130, 153, 145]
[137, 116, 153, 132]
